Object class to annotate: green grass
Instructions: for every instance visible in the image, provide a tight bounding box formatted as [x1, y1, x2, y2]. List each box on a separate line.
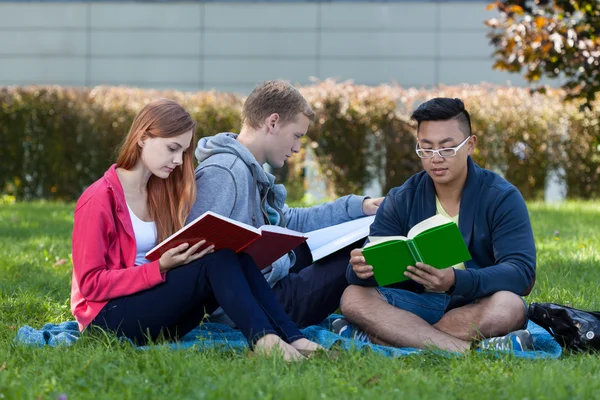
[1, 201, 600, 399]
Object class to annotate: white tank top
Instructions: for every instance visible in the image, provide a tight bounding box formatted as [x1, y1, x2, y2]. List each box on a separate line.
[126, 203, 157, 266]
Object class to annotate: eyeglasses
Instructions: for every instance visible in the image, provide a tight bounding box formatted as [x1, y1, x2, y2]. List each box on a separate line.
[415, 136, 471, 159]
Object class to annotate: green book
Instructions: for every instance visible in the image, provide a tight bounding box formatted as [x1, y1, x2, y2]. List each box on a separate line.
[362, 214, 472, 287]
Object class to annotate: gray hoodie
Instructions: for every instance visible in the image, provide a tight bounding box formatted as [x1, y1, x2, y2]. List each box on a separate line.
[187, 132, 367, 286]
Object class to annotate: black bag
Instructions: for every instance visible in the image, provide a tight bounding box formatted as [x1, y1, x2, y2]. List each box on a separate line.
[528, 302, 600, 351]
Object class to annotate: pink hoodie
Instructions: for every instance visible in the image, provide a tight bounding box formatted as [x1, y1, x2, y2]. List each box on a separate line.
[70, 165, 165, 331]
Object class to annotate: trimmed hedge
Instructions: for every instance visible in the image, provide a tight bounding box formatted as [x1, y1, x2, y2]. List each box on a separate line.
[0, 86, 241, 200]
[1, 83, 598, 201]
[426, 85, 566, 200]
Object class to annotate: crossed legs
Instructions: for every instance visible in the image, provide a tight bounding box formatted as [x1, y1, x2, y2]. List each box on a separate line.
[340, 285, 527, 352]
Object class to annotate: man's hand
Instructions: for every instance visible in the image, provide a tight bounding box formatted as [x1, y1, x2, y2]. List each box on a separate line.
[350, 248, 374, 280]
[362, 197, 384, 216]
[404, 263, 455, 292]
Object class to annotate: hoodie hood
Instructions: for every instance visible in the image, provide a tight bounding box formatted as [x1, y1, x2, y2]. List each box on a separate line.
[195, 132, 288, 227]
[192, 132, 293, 286]
[189, 132, 367, 289]
[196, 132, 276, 189]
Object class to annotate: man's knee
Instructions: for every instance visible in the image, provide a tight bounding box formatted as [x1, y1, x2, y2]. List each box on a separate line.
[479, 291, 527, 329]
[486, 291, 526, 312]
[340, 285, 378, 319]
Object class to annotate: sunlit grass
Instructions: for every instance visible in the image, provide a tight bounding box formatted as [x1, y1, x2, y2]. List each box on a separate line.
[1, 201, 599, 399]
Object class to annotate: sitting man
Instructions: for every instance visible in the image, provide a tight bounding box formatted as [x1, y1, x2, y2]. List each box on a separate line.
[336, 97, 536, 352]
[187, 80, 382, 328]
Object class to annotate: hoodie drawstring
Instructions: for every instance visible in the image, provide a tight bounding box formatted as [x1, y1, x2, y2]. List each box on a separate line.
[250, 165, 259, 226]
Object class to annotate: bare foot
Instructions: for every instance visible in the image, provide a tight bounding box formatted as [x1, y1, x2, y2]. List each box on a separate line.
[289, 338, 325, 358]
[254, 334, 304, 362]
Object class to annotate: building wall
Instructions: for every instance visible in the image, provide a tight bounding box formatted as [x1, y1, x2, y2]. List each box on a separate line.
[0, 1, 528, 94]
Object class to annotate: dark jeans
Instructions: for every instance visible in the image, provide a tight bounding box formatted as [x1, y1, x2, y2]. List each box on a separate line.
[271, 240, 360, 328]
[91, 249, 304, 347]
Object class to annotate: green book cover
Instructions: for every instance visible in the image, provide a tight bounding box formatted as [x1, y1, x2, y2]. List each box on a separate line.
[362, 214, 472, 287]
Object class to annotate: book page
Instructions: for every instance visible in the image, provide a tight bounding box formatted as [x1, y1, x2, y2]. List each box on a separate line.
[364, 235, 408, 248]
[307, 216, 376, 262]
[407, 214, 453, 239]
[259, 225, 305, 237]
[306, 216, 375, 252]
[185, 211, 260, 235]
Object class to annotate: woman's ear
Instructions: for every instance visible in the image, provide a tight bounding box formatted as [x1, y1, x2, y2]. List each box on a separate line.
[137, 132, 148, 148]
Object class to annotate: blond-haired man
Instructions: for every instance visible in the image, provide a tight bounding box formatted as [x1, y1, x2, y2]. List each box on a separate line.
[187, 80, 382, 328]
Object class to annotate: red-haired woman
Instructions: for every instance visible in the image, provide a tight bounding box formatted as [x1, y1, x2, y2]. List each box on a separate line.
[70, 99, 320, 360]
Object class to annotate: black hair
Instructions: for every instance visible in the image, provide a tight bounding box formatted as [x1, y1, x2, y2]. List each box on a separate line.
[410, 98, 472, 137]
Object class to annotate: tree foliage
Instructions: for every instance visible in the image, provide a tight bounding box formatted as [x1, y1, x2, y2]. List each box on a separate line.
[487, 0, 600, 105]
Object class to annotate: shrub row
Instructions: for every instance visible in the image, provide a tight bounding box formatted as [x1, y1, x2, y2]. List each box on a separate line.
[0, 86, 241, 200]
[0, 83, 598, 201]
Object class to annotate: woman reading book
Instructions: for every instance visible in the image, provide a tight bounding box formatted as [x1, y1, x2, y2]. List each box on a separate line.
[70, 99, 321, 361]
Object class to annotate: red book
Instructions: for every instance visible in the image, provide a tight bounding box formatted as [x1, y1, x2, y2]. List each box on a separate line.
[145, 211, 307, 270]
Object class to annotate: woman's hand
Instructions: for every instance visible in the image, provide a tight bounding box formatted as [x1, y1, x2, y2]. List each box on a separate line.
[158, 240, 215, 273]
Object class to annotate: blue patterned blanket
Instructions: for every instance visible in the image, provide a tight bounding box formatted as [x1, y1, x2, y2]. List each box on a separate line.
[16, 315, 562, 359]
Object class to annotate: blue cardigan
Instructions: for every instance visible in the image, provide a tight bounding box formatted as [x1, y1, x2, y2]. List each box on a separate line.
[347, 157, 536, 301]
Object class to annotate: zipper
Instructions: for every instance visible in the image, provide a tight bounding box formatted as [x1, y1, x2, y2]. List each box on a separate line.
[260, 186, 286, 227]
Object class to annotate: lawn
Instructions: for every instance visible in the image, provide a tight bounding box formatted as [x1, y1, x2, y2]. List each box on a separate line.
[1, 201, 599, 399]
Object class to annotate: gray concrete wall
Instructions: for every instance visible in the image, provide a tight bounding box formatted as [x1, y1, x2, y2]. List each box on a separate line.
[0, 1, 528, 94]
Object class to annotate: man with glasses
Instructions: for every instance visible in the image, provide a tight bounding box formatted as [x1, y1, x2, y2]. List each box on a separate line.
[333, 98, 537, 352]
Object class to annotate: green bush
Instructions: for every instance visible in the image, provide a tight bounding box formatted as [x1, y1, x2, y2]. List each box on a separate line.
[1, 83, 599, 201]
[0, 86, 106, 200]
[0, 86, 242, 200]
[563, 101, 600, 198]
[301, 81, 421, 197]
[445, 86, 565, 200]
[301, 81, 388, 197]
[378, 94, 421, 195]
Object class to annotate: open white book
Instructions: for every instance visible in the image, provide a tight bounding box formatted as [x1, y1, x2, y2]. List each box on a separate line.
[365, 214, 452, 247]
[306, 215, 376, 262]
[145, 210, 374, 269]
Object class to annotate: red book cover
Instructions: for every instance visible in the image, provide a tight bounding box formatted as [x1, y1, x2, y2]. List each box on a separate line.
[145, 211, 261, 262]
[244, 226, 308, 270]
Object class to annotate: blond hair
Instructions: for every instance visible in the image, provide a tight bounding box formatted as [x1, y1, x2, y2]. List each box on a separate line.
[242, 80, 314, 129]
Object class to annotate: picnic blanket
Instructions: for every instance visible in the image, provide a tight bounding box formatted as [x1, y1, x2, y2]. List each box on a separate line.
[15, 315, 562, 359]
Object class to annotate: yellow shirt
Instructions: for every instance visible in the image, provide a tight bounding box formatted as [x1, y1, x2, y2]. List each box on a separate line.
[435, 196, 465, 270]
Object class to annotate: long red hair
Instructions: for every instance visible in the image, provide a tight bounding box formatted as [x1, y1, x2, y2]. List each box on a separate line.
[116, 99, 197, 243]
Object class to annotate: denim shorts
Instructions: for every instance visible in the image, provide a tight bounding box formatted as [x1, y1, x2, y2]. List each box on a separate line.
[376, 287, 529, 328]
[376, 288, 451, 325]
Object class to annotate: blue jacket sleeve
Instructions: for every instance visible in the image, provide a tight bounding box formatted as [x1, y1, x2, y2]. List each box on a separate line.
[452, 188, 537, 298]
